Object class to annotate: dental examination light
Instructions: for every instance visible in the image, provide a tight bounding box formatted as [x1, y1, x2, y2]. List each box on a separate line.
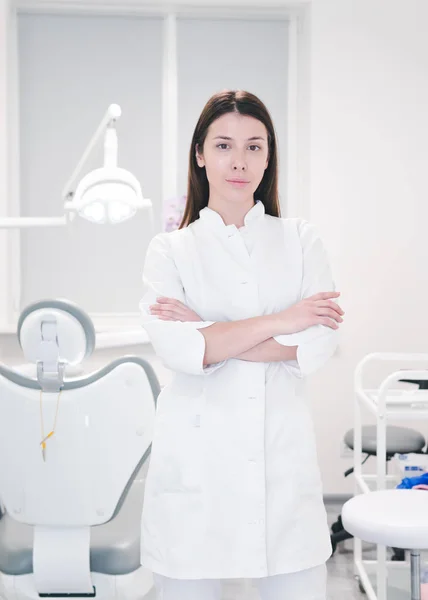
[63, 104, 151, 224]
[0, 104, 152, 228]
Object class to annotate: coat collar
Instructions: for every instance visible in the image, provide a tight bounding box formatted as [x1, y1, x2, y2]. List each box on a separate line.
[198, 199, 265, 234]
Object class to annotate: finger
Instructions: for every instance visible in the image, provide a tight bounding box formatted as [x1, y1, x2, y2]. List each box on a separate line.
[316, 308, 343, 323]
[317, 317, 339, 329]
[151, 303, 186, 317]
[156, 297, 183, 307]
[150, 307, 180, 320]
[149, 304, 161, 311]
[150, 303, 177, 311]
[149, 305, 164, 314]
[310, 292, 340, 302]
[327, 301, 345, 315]
[155, 298, 189, 318]
[315, 301, 345, 316]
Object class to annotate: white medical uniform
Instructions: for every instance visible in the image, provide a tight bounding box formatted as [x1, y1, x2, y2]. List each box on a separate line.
[139, 200, 338, 580]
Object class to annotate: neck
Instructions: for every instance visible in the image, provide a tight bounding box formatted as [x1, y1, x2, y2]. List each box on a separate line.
[207, 193, 256, 228]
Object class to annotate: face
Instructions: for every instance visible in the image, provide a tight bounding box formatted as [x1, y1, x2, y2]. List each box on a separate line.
[196, 112, 269, 205]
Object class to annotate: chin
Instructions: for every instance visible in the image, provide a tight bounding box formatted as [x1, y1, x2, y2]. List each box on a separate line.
[222, 186, 256, 199]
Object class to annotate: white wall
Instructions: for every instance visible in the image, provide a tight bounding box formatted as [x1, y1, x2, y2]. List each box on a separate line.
[0, 0, 18, 329]
[308, 0, 428, 494]
[0, 0, 9, 324]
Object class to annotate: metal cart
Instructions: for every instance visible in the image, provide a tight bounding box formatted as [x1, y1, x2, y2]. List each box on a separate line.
[353, 353, 428, 600]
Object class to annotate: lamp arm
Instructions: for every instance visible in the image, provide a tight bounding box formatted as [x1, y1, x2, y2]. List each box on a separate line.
[61, 104, 121, 201]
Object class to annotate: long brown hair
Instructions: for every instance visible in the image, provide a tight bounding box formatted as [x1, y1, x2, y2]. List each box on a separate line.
[179, 90, 281, 229]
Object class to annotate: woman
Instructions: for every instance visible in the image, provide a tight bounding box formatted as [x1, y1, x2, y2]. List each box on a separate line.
[139, 90, 344, 600]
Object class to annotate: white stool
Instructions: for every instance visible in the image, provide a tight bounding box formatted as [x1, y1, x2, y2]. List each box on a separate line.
[342, 490, 428, 600]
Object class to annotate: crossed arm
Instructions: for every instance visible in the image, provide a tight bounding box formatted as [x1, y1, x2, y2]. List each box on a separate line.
[148, 296, 297, 364]
[140, 224, 339, 377]
[235, 337, 297, 362]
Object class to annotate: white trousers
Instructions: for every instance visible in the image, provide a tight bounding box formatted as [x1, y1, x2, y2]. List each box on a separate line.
[153, 563, 327, 600]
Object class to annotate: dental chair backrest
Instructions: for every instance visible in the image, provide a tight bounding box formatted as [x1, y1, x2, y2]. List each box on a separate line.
[0, 299, 159, 527]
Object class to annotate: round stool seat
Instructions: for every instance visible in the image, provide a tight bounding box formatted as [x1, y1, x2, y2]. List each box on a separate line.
[344, 425, 426, 456]
[342, 490, 428, 550]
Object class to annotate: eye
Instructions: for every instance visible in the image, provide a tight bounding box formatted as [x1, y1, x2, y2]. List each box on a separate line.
[216, 143, 229, 150]
[249, 145, 261, 151]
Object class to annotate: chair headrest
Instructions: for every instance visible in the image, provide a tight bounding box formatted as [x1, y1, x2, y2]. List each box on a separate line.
[17, 299, 96, 368]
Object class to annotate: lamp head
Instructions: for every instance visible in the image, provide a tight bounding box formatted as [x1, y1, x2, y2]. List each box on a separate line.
[65, 166, 151, 224]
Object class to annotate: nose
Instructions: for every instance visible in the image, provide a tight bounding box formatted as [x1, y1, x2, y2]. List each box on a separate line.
[232, 161, 247, 172]
[232, 151, 247, 172]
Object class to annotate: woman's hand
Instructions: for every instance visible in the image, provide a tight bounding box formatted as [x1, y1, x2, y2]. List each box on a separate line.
[149, 297, 202, 322]
[272, 291, 344, 334]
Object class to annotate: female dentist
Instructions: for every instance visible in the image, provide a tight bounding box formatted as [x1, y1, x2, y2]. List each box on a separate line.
[139, 90, 344, 600]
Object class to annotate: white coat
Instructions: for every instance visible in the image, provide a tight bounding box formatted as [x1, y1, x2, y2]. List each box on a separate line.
[139, 200, 338, 580]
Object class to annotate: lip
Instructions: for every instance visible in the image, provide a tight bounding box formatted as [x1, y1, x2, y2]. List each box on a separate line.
[226, 179, 250, 186]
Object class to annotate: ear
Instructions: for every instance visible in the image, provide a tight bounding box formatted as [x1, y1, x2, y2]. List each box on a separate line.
[195, 143, 205, 168]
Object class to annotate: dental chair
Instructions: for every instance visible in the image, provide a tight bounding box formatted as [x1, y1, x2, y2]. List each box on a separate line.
[0, 299, 160, 600]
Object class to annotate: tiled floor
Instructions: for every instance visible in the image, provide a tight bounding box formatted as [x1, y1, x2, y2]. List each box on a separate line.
[324, 502, 367, 600]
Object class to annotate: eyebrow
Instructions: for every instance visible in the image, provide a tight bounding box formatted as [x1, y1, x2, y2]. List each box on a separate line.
[213, 135, 266, 141]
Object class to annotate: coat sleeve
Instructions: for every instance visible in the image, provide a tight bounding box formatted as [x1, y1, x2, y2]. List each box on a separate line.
[273, 220, 339, 378]
[139, 232, 226, 376]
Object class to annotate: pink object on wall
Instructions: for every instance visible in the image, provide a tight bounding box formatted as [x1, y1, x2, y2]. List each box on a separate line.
[162, 195, 187, 232]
